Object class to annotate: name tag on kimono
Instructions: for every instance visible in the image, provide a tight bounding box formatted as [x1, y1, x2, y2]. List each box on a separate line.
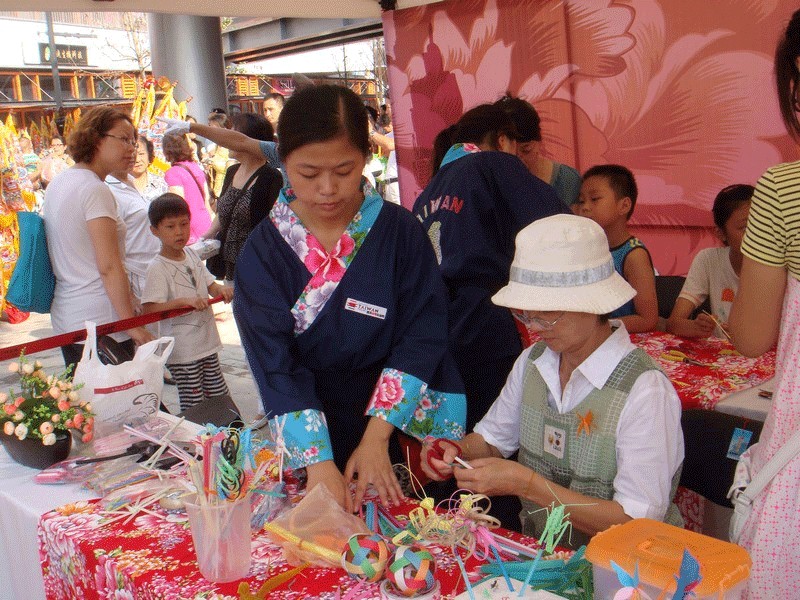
[543, 424, 566, 460]
[345, 298, 387, 320]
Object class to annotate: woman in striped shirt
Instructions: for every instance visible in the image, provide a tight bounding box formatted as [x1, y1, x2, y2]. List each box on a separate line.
[729, 9, 800, 598]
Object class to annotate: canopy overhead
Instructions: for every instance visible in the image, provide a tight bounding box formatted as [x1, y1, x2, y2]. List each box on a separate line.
[0, 0, 442, 18]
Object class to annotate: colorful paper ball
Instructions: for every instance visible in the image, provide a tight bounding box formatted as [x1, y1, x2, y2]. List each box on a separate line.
[384, 544, 436, 597]
[341, 533, 390, 582]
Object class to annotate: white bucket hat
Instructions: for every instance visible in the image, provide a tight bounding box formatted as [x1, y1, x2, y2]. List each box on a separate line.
[492, 214, 636, 314]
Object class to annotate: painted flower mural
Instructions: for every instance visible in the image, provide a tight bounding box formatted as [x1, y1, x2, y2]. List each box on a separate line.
[384, 0, 800, 274]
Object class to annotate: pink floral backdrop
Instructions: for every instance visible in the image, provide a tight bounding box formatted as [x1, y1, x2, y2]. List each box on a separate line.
[383, 0, 800, 275]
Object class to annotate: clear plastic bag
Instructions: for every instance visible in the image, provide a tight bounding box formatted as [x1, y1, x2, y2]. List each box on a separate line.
[268, 483, 370, 567]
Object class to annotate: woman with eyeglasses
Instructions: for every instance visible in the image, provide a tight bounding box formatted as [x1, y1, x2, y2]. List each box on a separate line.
[130, 136, 168, 203]
[43, 106, 154, 369]
[421, 214, 684, 546]
[39, 136, 74, 188]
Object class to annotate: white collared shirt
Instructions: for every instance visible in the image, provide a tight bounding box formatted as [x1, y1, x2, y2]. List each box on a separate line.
[474, 323, 684, 521]
[105, 174, 161, 294]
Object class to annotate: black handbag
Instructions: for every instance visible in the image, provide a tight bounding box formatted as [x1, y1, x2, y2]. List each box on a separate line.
[206, 165, 260, 280]
[205, 230, 227, 280]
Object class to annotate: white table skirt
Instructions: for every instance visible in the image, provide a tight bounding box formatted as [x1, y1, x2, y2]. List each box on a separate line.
[0, 443, 95, 600]
[0, 413, 199, 600]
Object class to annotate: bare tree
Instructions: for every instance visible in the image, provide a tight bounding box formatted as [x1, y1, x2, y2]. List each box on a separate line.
[100, 12, 151, 82]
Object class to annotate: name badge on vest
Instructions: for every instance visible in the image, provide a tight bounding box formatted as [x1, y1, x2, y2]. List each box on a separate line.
[345, 298, 387, 320]
[543, 423, 566, 461]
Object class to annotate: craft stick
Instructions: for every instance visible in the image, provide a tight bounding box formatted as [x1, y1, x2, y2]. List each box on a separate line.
[187, 460, 208, 507]
[453, 456, 474, 470]
[490, 545, 515, 592]
[519, 548, 543, 597]
[376, 502, 406, 529]
[489, 532, 541, 559]
[141, 417, 186, 469]
[263, 522, 342, 564]
[121, 424, 194, 464]
[453, 547, 476, 600]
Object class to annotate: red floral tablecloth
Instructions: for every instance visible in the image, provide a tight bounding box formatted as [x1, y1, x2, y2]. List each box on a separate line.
[518, 327, 775, 411]
[631, 331, 775, 410]
[38, 495, 537, 600]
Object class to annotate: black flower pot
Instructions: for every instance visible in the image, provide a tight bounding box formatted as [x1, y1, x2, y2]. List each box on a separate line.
[1, 432, 71, 469]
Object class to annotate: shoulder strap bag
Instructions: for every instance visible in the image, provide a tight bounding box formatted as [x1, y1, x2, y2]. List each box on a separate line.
[206, 167, 260, 280]
[728, 428, 800, 542]
[174, 162, 206, 198]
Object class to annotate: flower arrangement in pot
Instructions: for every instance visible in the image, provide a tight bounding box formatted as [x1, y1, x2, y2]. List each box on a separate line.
[1, 353, 94, 468]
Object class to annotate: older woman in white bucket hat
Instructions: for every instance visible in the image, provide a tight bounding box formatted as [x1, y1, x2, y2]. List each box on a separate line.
[422, 214, 684, 545]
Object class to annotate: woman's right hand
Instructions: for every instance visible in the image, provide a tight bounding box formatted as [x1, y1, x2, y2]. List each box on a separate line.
[126, 326, 155, 347]
[306, 460, 349, 508]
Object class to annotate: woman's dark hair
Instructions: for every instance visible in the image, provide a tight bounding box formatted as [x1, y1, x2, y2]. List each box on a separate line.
[712, 184, 754, 230]
[495, 94, 541, 142]
[161, 132, 193, 163]
[277, 84, 369, 161]
[431, 124, 458, 177]
[148, 192, 190, 227]
[231, 113, 274, 142]
[452, 104, 518, 150]
[776, 9, 800, 140]
[67, 106, 133, 164]
[138, 135, 155, 164]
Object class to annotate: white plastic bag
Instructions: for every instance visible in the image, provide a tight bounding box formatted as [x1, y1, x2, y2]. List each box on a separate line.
[73, 322, 174, 437]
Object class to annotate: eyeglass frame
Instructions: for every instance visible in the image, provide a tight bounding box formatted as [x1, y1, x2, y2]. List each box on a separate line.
[103, 133, 138, 148]
[511, 310, 566, 331]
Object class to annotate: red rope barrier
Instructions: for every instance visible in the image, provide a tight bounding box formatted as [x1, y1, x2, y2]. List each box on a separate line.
[0, 296, 225, 362]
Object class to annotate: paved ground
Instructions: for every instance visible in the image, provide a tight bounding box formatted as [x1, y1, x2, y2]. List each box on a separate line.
[0, 304, 262, 422]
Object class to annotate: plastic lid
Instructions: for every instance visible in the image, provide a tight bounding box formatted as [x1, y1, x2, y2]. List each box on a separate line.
[585, 519, 751, 595]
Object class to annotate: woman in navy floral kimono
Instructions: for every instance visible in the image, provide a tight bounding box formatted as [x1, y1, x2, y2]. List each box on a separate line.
[233, 85, 465, 512]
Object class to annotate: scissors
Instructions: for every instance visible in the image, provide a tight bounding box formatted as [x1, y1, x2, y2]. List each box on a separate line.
[425, 438, 463, 477]
[660, 349, 707, 367]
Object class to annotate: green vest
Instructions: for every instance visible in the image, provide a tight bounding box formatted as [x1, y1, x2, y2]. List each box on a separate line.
[518, 342, 683, 547]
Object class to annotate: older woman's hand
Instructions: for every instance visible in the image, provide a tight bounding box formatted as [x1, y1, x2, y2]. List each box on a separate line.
[420, 438, 462, 482]
[453, 457, 532, 498]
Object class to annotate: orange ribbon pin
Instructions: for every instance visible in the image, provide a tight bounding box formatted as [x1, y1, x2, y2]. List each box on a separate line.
[577, 410, 595, 436]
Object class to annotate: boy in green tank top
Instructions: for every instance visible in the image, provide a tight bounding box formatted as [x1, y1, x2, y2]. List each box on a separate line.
[421, 214, 683, 547]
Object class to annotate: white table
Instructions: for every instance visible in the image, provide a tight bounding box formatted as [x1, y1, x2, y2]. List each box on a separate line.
[0, 444, 95, 600]
[0, 414, 199, 600]
[715, 377, 774, 422]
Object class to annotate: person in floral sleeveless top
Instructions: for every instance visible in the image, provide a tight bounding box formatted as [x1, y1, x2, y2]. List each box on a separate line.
[232, 85, 466, 513]
[729, 9, 800, 598]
